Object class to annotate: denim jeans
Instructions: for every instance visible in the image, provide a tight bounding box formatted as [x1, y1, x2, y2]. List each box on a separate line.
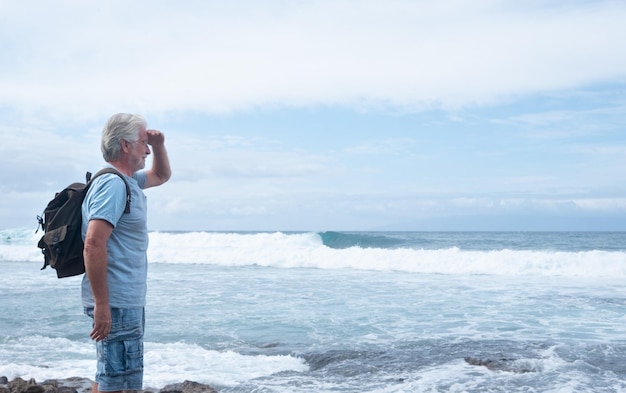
[85, 307, 145, 391]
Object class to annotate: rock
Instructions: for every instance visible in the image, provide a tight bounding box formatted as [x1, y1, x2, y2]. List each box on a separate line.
[159, 380, 217, 393]
[7, 377, 29, 393]
[464, 356, 536, 373]
[2, 378, 87, 393]
[1, 378, 217, 393]
[24, 386, 44, 393]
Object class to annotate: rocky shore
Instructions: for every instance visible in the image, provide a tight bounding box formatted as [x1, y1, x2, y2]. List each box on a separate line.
[0, 377, 217, 393]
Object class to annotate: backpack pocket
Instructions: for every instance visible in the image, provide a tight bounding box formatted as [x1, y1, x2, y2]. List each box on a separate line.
[42, 225, 73, 269]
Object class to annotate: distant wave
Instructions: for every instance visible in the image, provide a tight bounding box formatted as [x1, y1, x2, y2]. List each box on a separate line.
[320, 231, 409, 249]
[146, 231, 626, 277]
[3, 229, 626, 278]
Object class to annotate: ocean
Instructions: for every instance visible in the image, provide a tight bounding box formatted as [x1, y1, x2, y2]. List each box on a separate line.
[1, 229, 626, 392]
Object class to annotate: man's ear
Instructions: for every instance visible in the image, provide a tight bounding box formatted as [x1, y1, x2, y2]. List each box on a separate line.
[121, 140, 131, 153]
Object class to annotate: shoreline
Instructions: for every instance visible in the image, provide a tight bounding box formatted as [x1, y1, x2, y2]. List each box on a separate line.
[0, 377, 218, 393]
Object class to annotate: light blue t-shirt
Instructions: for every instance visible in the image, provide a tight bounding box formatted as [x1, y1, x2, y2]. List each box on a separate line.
[81, 169, 149, 308]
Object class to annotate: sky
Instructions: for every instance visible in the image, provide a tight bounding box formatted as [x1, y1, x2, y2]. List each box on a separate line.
[1, 0, 626, 232]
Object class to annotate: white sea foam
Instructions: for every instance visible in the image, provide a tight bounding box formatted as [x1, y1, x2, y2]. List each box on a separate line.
[0, 336, 307, 389]
[143, 342, 308, 388]
[145, 232, 626, 277]
[3, 229, 626, 278]
[0, 336, 94, 382]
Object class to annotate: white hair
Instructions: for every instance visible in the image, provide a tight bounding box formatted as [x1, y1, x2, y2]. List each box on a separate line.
[100, 113, 147, 162]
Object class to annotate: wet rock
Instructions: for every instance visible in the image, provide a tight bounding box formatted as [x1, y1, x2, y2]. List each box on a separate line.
[0, 378, 217, 393]
[464, 356, 536, 373]
[0, 378, 79, 393]
[159, 380, 217, 393]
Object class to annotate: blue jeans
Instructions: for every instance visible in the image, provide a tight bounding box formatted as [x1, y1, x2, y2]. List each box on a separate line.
[85, 307, 145, 391]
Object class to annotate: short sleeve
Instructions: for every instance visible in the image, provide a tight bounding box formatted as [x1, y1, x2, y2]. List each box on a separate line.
[84, 174, 128, 227]
[134, 171, 148, 189]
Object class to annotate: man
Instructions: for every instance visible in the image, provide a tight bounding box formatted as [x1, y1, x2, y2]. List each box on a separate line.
[81, 113, 171, 393]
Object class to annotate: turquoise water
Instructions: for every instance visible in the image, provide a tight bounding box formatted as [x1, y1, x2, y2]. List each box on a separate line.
[2, 230, 626, 392]
[319, 230, 626, 251]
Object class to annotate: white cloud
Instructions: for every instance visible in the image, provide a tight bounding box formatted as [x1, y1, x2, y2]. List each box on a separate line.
[573, 198, 626, 211]
[2, 1, 626, 231]
[1, 0, 625, 119]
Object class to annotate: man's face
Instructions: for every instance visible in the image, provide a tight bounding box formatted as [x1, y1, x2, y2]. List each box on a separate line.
[128, 127, 151, 171]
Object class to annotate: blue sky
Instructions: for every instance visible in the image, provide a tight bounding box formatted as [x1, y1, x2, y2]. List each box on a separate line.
[1, 0, 626, 231]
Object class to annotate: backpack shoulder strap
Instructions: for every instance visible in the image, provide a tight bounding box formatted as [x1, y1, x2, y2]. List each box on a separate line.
[88, 168, 131, 214]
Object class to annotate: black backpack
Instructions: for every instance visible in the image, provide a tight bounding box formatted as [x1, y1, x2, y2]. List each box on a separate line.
[36, 168, 131, 278]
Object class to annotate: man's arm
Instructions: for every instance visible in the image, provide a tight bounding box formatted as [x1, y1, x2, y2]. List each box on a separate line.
[83, 218, 114, 341]
[144, 129, 171, 188]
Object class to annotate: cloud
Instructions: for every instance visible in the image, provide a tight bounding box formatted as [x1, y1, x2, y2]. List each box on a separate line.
[2, 1, 626, 231]
[1, 0, 625, 120]
[573, 198, 626, 211]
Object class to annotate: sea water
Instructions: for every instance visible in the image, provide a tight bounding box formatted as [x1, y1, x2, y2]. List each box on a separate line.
[1, 229, 626, 392]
